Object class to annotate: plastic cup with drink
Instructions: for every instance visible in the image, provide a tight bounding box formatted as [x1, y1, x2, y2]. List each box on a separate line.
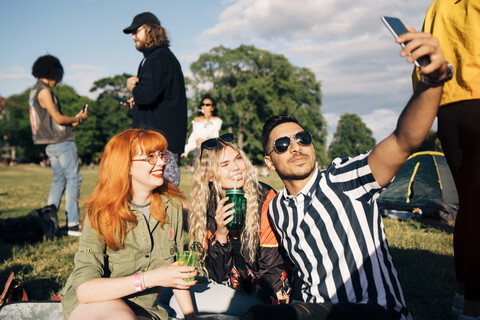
[176, 251, 198, 281]
[225, 178, 247, 231]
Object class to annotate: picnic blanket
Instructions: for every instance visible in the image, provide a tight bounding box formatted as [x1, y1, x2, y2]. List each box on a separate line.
[0, 301, 63, 320]
[0, 301, 240, 320]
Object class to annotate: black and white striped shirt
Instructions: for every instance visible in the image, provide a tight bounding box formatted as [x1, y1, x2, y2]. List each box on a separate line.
[269, 152, 411, 320]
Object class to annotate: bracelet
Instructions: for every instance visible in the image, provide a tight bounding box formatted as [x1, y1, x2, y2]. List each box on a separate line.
[140, 273, 148, 290]
[75, 115, 83, 123]
[134, 273, 143, 292]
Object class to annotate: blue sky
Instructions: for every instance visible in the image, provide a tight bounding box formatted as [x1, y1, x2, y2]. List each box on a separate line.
[0, 0, 435, 143]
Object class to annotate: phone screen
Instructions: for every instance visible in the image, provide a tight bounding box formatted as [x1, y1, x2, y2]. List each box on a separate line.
[382, 16, 409, 39]
[381, 16, 430, 67]
[83, 104, 88, 112]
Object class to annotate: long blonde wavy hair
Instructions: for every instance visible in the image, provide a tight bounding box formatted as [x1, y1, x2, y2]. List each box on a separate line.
[188, 140, 261, 263]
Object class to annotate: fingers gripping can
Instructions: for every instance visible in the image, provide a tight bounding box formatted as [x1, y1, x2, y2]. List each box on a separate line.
[225, 189, 247, 231]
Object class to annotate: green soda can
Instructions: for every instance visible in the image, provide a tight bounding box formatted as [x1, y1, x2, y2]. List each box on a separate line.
[225, 189, 247, 231]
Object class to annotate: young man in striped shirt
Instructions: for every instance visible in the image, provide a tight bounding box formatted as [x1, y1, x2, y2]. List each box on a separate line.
[241, 27, 452, 320]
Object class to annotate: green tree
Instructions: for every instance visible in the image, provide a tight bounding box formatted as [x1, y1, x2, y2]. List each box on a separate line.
[90, 73, 132, 100]
[88, 73, 134, 162]
[328, 113, 376, 159]
[52, 85, 95, 163]
[189, 45, 327, 165]
[0, 89, 43, 162]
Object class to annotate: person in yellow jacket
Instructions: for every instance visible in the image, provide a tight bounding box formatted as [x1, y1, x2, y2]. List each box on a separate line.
[413, 1, 480, 319]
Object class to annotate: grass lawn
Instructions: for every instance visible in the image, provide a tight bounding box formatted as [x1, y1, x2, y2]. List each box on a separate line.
[0, 164, 456, 319]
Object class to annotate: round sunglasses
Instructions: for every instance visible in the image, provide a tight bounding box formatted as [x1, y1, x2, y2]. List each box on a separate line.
[267, 131, 313, 155]
[132, 151, 169, 165]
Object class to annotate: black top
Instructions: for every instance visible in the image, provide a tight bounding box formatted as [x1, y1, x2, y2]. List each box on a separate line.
[131, 45, 187, 154]
[205, 182, 291, 304]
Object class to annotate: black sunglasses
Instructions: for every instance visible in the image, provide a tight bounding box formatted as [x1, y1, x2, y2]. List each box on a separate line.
[267, 131, 313, 155]
[200, 133, 235, 158]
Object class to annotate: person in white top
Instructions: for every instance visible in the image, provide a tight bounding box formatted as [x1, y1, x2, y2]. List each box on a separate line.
[182, 95, 223, 164]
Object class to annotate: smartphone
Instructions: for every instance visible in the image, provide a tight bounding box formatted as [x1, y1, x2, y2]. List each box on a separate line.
[381, 16, 430, 67]
[114, 97, 131, 107]
[83, 104, 88, 112]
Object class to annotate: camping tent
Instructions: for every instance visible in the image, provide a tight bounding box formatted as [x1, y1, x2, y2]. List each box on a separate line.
[377, 151, 458, 216]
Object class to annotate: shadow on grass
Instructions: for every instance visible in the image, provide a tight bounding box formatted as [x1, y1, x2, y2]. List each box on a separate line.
[0, 235, 72, 300]
[417, 217, 455, 234]
[385, 216, 455, 235]
[390, 247, 456, 320]
[0, 262, 33, 276]
[0, 240, 15, 263]
[0, 265, 62, 300]
[25, 277, 64, 300]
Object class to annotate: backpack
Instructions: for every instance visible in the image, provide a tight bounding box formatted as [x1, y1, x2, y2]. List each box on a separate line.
[0, 272, 28, 306]
[1, 205, 59, 243]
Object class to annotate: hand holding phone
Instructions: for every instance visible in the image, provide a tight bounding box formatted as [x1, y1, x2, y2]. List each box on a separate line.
[114, 97, 131, 107]
[381, 16, 430, 67]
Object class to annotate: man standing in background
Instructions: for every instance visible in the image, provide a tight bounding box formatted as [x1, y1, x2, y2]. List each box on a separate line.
[122, 12, 187, 186]
[29, 54, 88, 236]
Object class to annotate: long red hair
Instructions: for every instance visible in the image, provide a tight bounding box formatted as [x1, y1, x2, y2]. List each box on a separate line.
[82, 129, 185, 250]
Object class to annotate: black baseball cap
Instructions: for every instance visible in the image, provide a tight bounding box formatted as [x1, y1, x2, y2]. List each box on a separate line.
[123, 12, 161, 34]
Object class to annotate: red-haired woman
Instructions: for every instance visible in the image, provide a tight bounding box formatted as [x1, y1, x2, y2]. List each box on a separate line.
[60, 129, 209, 320]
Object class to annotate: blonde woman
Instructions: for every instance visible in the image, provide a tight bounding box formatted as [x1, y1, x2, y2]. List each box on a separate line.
[188, 134, 290, 305]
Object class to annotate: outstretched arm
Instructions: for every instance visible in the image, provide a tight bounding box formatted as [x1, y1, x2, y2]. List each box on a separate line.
[38, 88, 87, 126]
[369, 25, 450, 187]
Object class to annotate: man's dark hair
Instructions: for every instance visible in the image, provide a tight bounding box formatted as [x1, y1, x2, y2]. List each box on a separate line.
[144, 24, 170, 47]
[262, 115, 304, 154]
[31, 55, 64, 83]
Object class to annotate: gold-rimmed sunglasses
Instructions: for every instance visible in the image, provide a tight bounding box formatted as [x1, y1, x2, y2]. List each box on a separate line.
[132, 151, 169, 165]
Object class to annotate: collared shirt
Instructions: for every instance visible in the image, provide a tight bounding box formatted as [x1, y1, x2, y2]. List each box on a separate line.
[60, 195, 184, 320]
[269, 152, 411, 320]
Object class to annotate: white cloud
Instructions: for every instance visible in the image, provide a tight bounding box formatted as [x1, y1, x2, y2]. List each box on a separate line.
[63, 64, 107, 99]
[325, 108, 398, 148]
[0, 64, 108, 99]
[178, 54, 201, 66]
[361, 109, 399, 142]
[0, 66, 30, 81]
[0, 66, 32, 96]
[202, 0, 430, 42]
[70, 64, 100, 71]
[199, 0, 433, 140]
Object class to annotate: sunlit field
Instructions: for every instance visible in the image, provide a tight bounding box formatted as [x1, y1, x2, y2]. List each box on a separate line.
[0, 164, 456, 319]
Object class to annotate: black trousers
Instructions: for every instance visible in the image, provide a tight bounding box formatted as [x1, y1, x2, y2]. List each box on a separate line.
[240, 302, 398, 320]
[437, 99, 480, 300]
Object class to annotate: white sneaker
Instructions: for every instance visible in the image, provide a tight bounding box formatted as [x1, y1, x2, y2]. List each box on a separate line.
[67, 225, 82, 237]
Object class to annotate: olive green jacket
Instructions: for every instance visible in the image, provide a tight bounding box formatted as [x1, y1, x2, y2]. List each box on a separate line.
[60, 195, 184, 320]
